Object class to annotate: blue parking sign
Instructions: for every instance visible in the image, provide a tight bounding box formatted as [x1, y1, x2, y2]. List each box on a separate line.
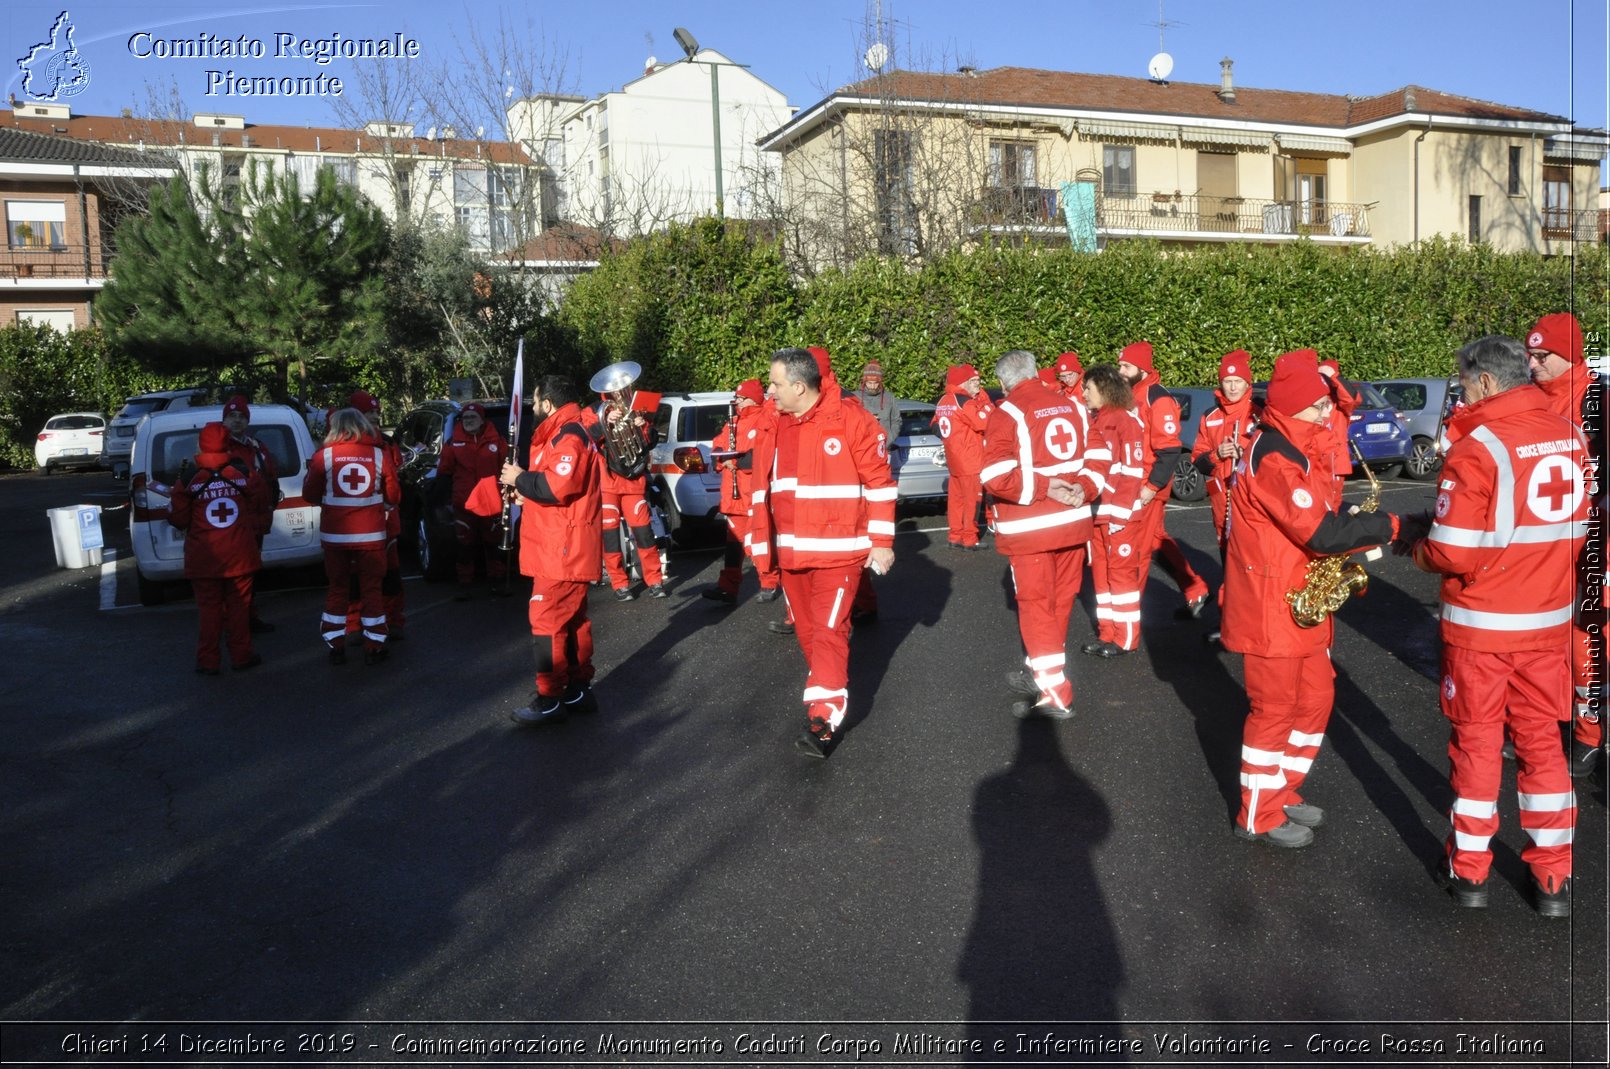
[77, 506, 103, 551]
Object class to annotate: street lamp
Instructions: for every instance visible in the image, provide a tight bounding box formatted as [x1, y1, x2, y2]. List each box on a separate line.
[673, 26, 742, 219]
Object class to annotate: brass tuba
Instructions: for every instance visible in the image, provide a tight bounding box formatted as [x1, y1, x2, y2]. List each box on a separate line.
[589, 361, 647, 478]
[1286, 446, 1381, 628]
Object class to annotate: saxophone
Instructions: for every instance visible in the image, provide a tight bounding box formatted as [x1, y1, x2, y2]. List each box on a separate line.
[1286, 446, 1381, 628]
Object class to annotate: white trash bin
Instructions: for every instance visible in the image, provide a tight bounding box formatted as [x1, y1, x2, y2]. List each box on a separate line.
[48, 504, 104, 569]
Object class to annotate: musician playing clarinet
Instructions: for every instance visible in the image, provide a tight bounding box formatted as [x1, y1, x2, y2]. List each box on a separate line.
[701, 379, 782, 606]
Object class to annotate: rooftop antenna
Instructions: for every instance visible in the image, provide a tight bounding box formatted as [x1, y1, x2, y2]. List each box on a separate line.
[1147, 0, 1180, 82]
[864, 0, 888, 72]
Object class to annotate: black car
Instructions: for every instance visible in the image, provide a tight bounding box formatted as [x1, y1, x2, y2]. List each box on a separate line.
[393, 399, 533, 581]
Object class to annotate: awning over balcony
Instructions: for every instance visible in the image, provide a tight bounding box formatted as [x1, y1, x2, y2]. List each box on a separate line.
[1543, 136, 1607, 163]
[1180, 128, 1272, 149]
[1077, 120, 1176, 144]
[1274, 133, 1353, 155]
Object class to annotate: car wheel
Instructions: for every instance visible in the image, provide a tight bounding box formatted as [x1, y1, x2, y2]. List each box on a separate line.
[1403, 436, 1440, 481]
[417, 512, 456, 582]
[1171, 456, 1206, 502]
[1370, 462, 1403, 480]
[137, 569, 166, 607]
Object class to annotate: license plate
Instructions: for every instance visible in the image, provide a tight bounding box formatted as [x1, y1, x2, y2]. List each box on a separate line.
[1366, 422, 1393, 434]
[62, 447, 87, 456]
[906, 445, 943, 464]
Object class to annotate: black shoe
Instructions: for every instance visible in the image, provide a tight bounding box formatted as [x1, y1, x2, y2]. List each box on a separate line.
[701, 588, 737, 605]
[1011, 696, 1073, 720]
[794, 726, 837, 759]
[232, 653, 263, 672]
[947, 541, 965, 551]
[1533, 876, 1571, 918]
[614, 587, 636, 602]
[1175, 594, 1209, 620]
[328, 645, 347, 665]
[962, 542, 987, 552]
[645, 584, 669, 599]
[1093, 642, 1131, 659]
[1080, 640, 1107, 656]
[561, 683, 599, 715]
[1233, 820, 1314, 849]
[755, 586, 782, 603]
[1004, 668, 1040, 698]
[768, 619, 795, 635]
[364, 647, 389, 666]
[248, 617, 275, 634]
[1567, 739, 1602, 779]
[1446, 873, 1489, 909]
[511, 696, 567, 726]
[195, 665, 221, 676]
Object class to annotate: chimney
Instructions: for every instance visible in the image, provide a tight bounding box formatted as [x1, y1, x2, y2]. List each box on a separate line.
[1217, 58, 1236, 104]
[1404, 86, 1417, 112]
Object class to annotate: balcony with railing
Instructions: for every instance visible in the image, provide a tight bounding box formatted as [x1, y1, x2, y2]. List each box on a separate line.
[1, 243, 109, 282]
[971, 186, 1375, 242]
[1542, 207, 1601, 243]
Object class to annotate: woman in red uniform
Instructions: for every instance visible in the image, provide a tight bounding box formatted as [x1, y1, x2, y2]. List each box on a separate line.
[1082, 365, 1147, 657]
[1189, 351, 1259, 556]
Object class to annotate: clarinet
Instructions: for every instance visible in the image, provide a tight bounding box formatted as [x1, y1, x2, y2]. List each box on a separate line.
[497, 407, 519, 553]
[728, 394, 740, 501]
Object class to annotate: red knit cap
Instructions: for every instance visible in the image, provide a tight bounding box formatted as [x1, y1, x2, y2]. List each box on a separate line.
[735, 379, 764, 404]
[945, 364, 980, 388]
[223, 394, 250, 418]
[1266, 350, 1330, 416]
[1056, 351, 1082, 375]
[198, 421, 231, 457]
[461, 402, 487, 419]
[1218, 350, 1250, 382]
[805, 346, 836, 386]
[1037, 367, 1059, 388]
[1527, 312, 1584, 363]
[349, 390, 381, 414]
[1119, 341, 1154, 374]
[1318, 357, 1340, 378]
[860, 360, 884, 379]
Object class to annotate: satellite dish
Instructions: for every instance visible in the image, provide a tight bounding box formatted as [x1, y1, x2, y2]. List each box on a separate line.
[426, 126, 436, 140]
[475, 125, 485, 138]
[864, 41, 889, 72]
[1147, 51, 1174, 81]
[645, 55, 657, 69]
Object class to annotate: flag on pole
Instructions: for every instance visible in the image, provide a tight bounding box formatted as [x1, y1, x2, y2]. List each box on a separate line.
[507, 339, 524, 529]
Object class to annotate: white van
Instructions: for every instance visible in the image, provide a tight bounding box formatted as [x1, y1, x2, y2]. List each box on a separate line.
[129, 403, 323, 605]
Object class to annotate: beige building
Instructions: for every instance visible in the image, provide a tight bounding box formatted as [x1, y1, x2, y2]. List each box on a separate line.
[759, 64, 1606, 272]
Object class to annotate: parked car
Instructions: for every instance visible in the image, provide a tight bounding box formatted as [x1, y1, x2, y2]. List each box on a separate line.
[128, 403, 322, 605]
[648, 391, 735, 546]
[1166, 387, 1219, 502]
[34, 411, 105, 472]
[1374, 377, 1457, 480]
[102, 388, 210, 478]
[393, 398, 533, 581]
[891, 401, 948, 503]
[1252, 378, 1413, 477]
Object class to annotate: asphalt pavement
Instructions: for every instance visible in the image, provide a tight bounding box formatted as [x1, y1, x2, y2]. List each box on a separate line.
[0, 467, 1604, 1066]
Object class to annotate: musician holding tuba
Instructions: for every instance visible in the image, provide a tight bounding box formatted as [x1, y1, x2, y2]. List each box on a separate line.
[1221, 349, 1402, 849]
[588, 361, 669, 600]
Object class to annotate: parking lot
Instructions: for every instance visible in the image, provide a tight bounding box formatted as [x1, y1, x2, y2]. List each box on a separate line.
[1, 465, 1603, 1064]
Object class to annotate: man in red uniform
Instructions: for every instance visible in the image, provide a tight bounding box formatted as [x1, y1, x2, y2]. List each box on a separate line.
[1407, 334, 1588, 914]
[435, 402, 510, 597]
[170, 422, 270, 673]
[500, 375, 605, 725]
[702, 379, 782, 605]
[749, 348, 897, 758]
[1526, 312, 1605, 779]
[596, 390, 667, 601]
[932, 363, 992, 550]
[305, 407, 401, 665]
[1317, 357, 1359, 504]
[1224, 351, 1400, 848]
[1189, 351, 1259, 556]
[982, 350, 1106, 716]
[220, 395, 279, 633]
[350, 390, 408, 638]
[1117, 341, 1212, 618]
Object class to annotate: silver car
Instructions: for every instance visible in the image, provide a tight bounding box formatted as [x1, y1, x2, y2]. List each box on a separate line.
[1374, 377, 1456, 481]
[890, 401, 948, 502]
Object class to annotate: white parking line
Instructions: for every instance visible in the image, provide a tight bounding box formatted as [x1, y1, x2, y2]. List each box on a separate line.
[99, 549, 119, 611]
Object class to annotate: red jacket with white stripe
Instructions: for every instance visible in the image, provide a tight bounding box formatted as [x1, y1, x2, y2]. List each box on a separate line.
[980, 379, 1104, 554]
[1089, 404, 1147, 526]
[712, 403, 766, 518]
[1133, 371, 1183, 498]
[1413, 385, 1588, 654]
[303, 433, 400, 551]
[513, 402, 604, 583]
[748, 388, 896, 573]
[1222, 409, 1396, 658]
[1190, 392, 1259, 500]
[932, 389, 993, 476]
[170, 456, 269, 578]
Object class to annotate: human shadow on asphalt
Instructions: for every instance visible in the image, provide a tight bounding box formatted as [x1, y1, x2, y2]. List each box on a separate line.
[958, 718, 1124, 1060]
[1334, 568, 1443, 684]
[842, 532, 951, 737]
[1141, 602, 1246, 819]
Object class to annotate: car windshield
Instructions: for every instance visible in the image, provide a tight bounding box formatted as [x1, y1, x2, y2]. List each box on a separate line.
[1378, 383, 1428, 411]
[1348, 380, 1392, 409]
[116, 399, 168, 420]
[151, 425, 304, 487]
[898, 409, 937, 438]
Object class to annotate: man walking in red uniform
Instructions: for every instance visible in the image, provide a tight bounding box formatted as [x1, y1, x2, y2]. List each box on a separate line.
[1117, 341, 1212, 618]
[220, 395, 279, 633]
[305, 408, 401, 665]
[170, 422, 270, 673]
[703, 379, 782, 605]
[1526, 312, 1605, 780]
[749, 348, 897, 758]
[1224, 351, 1400, 848]
[932, 363, 992, 550]
[1406, 334, 1588, 914]
[500, 375, 605, 725]
[435, 402, 510, 597]
[982, 350, 1106, 716]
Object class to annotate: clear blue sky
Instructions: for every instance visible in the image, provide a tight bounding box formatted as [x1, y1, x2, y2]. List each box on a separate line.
[8, 1, 1607, 142]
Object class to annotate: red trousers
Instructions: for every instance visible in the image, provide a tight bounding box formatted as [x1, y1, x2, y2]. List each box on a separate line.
[1008, 547, 1085, 711]
[778, 565, 861, 728]
[528, 577, 594, 698]
[454, 506, 507, 585]
[1571, 623, 1603, 748]
[193, 574, 253, 670]
[1091, 522, 1144, 650]
[601, 489, 664, 588]
[1238, 650, 1334, 833]
[946, 469, 982, 546]
[717, 510, 779, 595]
[323, 546, 387, 652]
[1442, 645, 1575, 886]
[1129, 497, 1210, 604]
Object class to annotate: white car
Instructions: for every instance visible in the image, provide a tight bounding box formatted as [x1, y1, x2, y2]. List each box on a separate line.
[128, 403, 323, 605]
[34, 411, 106, 472]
